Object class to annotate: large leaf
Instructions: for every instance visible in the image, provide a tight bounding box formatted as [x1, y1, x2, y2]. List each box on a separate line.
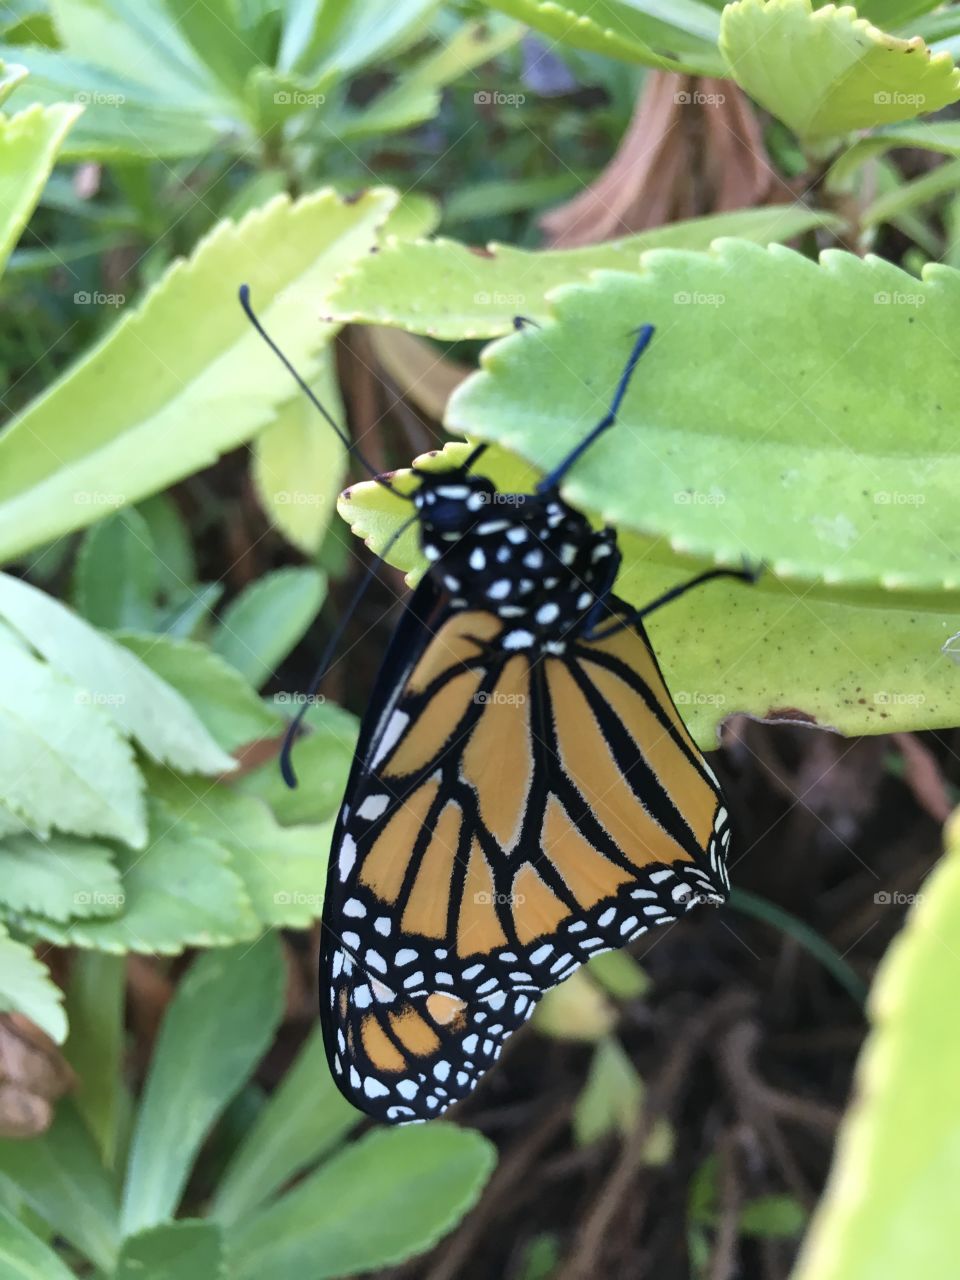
[212, 1029, 359, 1226]
[339, 442, 960, 744]
[114, 1222, 226, 1280]
[0, 635, 146, 845]
[0, 101, 79, 274]
[227, 1124, 496, 1280]
[0, 923, 66, 1042]
[0, 572, 235, 775]
[65, 953, 127, 1168]
[20, 798, 259, 953]
[324, 204, 844, 340]
[0, 833, 122, 920]
[121, 934, 285, 1235]
[251, 346, 347, 555]
[147, 774, 331, 930]
[720, 0, 960, 140]
[0, 187, 398, 562]
[113, 632, 281, 752]
[0, 1100, 119, 1270]
[212, 567, 326, 688]
[484, 0, 723, 73]
[792, 810, 960, 1280]
[0, 1204, 76, 1280]
[446, 246, 960, 590]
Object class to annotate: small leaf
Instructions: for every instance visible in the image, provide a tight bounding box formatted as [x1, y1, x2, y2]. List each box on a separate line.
[793, 809, 960, 1280]
[0, 636, 146, 845]
[0, 1100, 119, 1270]
[212, 1029, 359, 1226]
[0, 187, 398, 562]
[114, 632, 281, 753]
[829, 119, 960, 191]
[0, 924, 65, 1043]
[65, 953, 127, 1168]
[0, 834, 122, 921]
[720, 0, 960, 140]
[137, 494, 197, 596]
[251, 348, 347, 555]
[0, 101, 80, 275]
[587, 949, 650, 1000]
[147, 773, 331, 930]
[533, 970, 616, 1042]
[739, 1193, 806, 1238]
[114, 1221, 226, 1280]
[235, 701, 358, 826]
[227, 1124, 496, 1279]
[20, 798, 259, 954]
[325, 205, 844, 340]
[0, 572, 235, 775]
[0, 1203, 76, 1280]
[212, 567, 326, 688]
[73, 508, 159, 630]
[121, 934, 285, 1235]
[573, 1038, 644, 1146]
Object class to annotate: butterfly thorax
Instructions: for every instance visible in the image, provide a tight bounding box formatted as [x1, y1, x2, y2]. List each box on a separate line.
[413, 470, 621, 653]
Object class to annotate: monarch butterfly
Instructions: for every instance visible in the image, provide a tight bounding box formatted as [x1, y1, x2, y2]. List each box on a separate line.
[241, 289, 756, 1122]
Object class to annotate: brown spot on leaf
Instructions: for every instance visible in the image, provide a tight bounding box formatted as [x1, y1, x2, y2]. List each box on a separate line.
[468, 245, 496, 258]
[765, 707, 818, 725]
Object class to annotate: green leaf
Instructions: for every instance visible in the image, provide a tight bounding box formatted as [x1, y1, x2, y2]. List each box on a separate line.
[0, 1204, 76, 1280]
[0, 62, 29, 107]
[235, 702, 358, 826]
[339, 442, 960, 744]
[121, 934, 285, 1235]
[446, 247, 960, 590]
[212, 567, 326, 688]
[146, 774, 331, 930]
[792, 810, 960, 1280]
[251, 347, 347, 555]
[65, 953, 128, 1168]
[0, 833, 122, 920]
[0, 923, 66, 1042]
[739, 1193, 805, 1238]
[137, 494, 196, 597]
[0, 572, 235, 776]
[720, 0, 960, 141]
[0, 635, 146, 845]
[484, 0, 723, 73]
[1, 44, 231, 159]
[829, 119, 960, 191]
[324, 205, 844, 340]
[212, 1029, 359, 1226]
[114, 1222, 226, 1280]
[860, 0, 943, 29]
[228, 1124, 496, 1279]
[0, 102, 80, 276]
[277, 0, 439, 81]
[0, 1100, 119, 1270]
[73, 508, 159, 630]
[573, 1037, 643, 1146]
[0, 187, 398, 562]
[113, 632, 281, 753]
[587, 948, 650, 1000]
[21, 798, 259, 954]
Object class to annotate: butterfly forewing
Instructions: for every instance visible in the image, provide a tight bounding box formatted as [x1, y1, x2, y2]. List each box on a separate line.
[321, 598, 729, 1122]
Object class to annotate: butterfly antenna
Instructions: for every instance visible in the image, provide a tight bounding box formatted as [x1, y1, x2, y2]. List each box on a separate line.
[239, 284, 405, 497]
[279, 513, 420, 787]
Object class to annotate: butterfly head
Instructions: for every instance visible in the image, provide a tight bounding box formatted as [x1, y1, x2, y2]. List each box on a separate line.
[412, 470, 500, 541]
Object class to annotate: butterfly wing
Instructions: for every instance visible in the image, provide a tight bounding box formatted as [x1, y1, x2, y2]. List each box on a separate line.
[321, 599, 729, 1121]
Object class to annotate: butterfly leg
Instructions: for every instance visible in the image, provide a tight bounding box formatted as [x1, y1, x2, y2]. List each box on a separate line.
[584, 561, 762, 641]
[537, 324, 655, 494]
